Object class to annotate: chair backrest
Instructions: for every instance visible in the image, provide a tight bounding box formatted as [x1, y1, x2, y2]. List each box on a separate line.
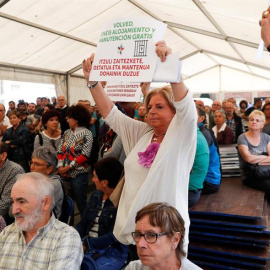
[81, 255, 98, 270]
[66, 196, 74, 225]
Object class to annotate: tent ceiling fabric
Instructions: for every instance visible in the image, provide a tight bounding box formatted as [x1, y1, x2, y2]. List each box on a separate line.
[0, 0, 269, 92]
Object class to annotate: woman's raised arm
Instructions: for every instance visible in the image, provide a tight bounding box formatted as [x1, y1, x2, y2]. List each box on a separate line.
[82, 53, 114, 119]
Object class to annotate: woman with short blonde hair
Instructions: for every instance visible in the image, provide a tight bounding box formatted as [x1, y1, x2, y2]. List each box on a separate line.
[238, 109, 270, 196]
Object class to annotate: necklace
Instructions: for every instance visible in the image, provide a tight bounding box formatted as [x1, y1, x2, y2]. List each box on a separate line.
[152, 133, 166, 142]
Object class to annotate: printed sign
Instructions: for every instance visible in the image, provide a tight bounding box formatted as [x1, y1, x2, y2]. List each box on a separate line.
[104, 83, 141, 102]
[90, 18, 167, 82]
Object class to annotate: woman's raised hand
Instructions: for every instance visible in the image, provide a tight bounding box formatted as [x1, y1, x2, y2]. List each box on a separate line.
[155, 41, 172, 62]
[82, 53, 95, 83]
[140, 82, 150, 97]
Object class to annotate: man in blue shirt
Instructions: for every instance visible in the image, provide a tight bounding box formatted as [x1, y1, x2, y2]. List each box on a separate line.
[197, 106, 221, 194]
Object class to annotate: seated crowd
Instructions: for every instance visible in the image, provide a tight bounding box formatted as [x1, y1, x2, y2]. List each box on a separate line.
[0, 50, 269, 268]
[0, 91, 269, 268]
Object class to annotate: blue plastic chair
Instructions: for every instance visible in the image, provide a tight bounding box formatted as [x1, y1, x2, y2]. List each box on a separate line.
[81, 255, 98, 270]
[66, 196, 74, 225]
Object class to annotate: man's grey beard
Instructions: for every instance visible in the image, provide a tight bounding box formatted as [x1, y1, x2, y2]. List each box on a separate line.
[15, 204, 43, 232]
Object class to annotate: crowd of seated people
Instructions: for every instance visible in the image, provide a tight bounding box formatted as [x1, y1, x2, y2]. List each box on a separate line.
[191, 97, 270, 205]
[0, 87, 269, 269]
[0, 92, 269, 269]
[0, 94, 268, 197]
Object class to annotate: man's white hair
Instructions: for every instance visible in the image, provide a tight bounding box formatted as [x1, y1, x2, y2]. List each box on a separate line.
[16, 172, 55, 210]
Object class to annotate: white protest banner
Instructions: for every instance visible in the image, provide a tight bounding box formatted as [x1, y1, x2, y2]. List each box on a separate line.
[104, 83, 141, 102]
[90, 18, 167, 82]
[152, 53, 182, 83]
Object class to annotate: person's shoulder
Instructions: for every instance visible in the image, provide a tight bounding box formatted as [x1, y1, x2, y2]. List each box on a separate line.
[0, 222, 17, 238]
[244, 106, 254, 115]
[181, 256, 202, 269]
[53, 219, 81, 237]
[197, 130, 208, 149]
[125, 260, 149, 270]
[19, 122, 29, 131]
[5, 160, 24, 172]
[261, 132, 270, 141]
[233, 113, 242, 121]
[237, 133, 247, 144]
[50, 174, 61, 181]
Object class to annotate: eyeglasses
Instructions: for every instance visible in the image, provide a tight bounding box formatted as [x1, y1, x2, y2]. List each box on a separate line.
[30, 161, 49, 167]
[131, 231, 167, 244]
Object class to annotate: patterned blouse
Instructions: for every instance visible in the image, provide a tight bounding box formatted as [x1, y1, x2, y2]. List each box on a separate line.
[57, 127, 93, 178]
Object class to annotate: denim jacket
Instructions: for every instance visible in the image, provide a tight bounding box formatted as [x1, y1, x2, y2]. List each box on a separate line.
[75, 190, 128, 258]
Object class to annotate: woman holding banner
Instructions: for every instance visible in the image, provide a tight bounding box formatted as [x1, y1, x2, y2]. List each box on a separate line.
[82, 41, 197, 253]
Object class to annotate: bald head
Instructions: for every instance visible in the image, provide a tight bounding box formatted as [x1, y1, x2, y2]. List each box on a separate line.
[57, 96, 66, 109]
[212, 100, 221, 113]
[224, 102, 234, 116]
[195, 100, 205, 110]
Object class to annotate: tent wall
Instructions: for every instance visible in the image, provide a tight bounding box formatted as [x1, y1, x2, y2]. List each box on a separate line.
[0, 66, 54, 84]
[69, 76, 95, 105]
[0, 67, 95, 105]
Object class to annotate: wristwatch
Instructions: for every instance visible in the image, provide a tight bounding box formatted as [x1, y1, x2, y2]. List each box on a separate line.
[87, 81, 98, 89]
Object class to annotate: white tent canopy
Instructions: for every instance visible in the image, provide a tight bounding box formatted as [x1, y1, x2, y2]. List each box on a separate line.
[0, 0, 269, 104]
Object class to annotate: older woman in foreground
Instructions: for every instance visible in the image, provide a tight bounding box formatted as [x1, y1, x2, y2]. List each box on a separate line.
[126, 202, 201, 270]
[212, 110, 234, 144]
[82, 41, 197, 252]
[238, 110, 270, 196]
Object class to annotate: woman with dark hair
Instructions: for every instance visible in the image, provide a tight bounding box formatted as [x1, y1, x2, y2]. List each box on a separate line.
[127, 202, 200, 270]
[34, 110, 61, 150]
[2, 110, 30, 172]
[57, 104, 93, 216]
[76, 157, 128, 270]
[239, 100, 248, 114]
[35, 103, 56, 133]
